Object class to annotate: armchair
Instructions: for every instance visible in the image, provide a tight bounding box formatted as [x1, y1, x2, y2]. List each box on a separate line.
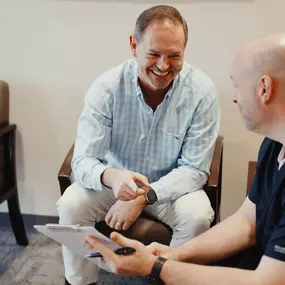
[58, 136, 224, 246]
[0, 80, 28, 246]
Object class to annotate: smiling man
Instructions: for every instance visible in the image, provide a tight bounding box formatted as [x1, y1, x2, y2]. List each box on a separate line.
[57, 5, 219, 285]
[85, 33, 285, 285]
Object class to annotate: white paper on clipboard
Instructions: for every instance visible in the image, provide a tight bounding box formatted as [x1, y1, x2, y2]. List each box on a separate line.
[34, 224, 120, 266]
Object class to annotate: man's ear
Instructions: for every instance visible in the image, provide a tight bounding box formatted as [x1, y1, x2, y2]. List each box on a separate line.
[130, 35, 137, 57]
[257, 75, 274, 105]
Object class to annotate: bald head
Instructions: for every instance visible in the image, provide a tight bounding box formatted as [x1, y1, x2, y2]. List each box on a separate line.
[231, 33, 285, 140]
[234, 33, 285, 82]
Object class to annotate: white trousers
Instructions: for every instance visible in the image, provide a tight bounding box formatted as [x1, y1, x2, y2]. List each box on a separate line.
[56, 182, 214, 285]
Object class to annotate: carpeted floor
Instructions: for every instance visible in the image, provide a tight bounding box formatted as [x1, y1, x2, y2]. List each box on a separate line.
[0, 226, 149, 285]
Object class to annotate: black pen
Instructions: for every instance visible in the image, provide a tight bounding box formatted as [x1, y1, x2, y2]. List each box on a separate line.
[86, 247, 136, 258]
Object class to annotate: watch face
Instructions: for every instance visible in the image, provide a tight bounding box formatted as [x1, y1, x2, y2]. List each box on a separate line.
[147, 189, 157, 204]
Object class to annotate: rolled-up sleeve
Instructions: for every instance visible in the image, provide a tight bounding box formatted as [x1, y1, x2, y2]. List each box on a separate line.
[72, 80, 113, 191]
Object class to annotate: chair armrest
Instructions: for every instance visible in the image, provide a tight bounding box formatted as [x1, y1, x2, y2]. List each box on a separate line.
[204, 135, 224, 225]
[208, 135, 224, 187]
[247, 161, 257, 195]
[0, 124, 16, 138]
[58, 144, 74, 195]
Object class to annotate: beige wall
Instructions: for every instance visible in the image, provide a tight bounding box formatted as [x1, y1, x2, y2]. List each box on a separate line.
[0, 0, 283, 218]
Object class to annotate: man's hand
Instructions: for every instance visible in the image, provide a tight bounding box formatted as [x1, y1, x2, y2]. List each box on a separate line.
[101, 168, 149, 201]
[105, 196, 147, 230]
[147, 242, 178, 260]
[84, 232, 157, 276]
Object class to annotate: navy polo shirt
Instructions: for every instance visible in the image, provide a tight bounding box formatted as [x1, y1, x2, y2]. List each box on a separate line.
[249, 138, 285, 262]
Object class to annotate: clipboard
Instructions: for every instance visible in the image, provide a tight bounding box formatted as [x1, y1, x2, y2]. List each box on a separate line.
[34, 224, 120, 265]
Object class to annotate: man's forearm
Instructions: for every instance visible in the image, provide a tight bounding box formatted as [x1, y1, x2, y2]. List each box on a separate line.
[160, 260, 260, 285]
[72, 156, 110, 190]
[151, 166, 207, 204]
[171, 212, 256, 264]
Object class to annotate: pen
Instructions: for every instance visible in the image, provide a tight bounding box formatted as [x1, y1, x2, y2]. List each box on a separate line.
[86, 247, 136, 258]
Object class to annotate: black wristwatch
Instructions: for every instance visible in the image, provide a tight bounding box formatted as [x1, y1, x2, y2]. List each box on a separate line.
[145, 187, 158, 205]
[146, 256, 167, 284]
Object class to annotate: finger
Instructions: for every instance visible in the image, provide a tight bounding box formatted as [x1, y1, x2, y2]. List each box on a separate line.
[125, 179, 139, 194]
[115, 219, 124, 231]
[122, 219, 133, 231]
[105, 212, 112, 225]
[133, 173, 150, 187]
[83, 240, 93, 250]
[122, 221, 128, 231]
[86, 235, 116, 259]
[109, 216, 119, 229]
[136, 188, 148, 196]
[110, 232, 137, 248]
[114, 186, 136, 200]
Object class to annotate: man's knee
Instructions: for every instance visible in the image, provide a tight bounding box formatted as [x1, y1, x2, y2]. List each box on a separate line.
[171, 193, 215, 241]
[56, 182, 92, 224]
[189, 208, 214, 230]
[173, 190, 214, 231]
[170, 205, 213, 246]
[174, 205, 214, 229]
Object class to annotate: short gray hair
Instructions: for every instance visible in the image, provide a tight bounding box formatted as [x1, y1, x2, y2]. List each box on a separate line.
[134, 5, 188, 46]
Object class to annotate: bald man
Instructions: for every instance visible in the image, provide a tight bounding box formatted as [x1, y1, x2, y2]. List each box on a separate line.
[83, 33, 285, 285]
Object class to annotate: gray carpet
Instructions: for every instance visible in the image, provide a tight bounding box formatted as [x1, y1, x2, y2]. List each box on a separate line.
[0, 227, 149, 285]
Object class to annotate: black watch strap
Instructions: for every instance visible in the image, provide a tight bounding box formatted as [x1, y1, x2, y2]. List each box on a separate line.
[146, 188, 158, 205]
[148, 256, 167, 282]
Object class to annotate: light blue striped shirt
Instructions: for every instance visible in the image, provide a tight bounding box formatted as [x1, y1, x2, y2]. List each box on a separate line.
[72, 59, 220, 204]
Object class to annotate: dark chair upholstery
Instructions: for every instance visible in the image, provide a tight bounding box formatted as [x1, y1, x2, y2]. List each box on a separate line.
[0, 83, 28, 247]
[58, 136, 224, 246]
[0, 81, 28, 246]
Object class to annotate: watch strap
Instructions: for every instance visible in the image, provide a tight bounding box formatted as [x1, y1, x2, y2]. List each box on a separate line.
[149, 256, 167, 280]
[146, 188, 158, 205]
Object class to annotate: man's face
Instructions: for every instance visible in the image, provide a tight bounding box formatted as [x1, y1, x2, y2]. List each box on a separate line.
[131, 20, 185, 91]
[230, 57, 264, 132]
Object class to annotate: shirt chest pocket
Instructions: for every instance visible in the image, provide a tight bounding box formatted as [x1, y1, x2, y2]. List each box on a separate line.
[160, 106, 190, 137]
[158, 128, 185, 162]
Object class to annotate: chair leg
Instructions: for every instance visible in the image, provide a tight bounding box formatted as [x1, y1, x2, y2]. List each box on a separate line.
[7, 189, 28, 246]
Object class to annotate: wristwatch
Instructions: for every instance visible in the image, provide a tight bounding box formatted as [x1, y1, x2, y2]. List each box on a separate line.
[145, 187, 158, 205]
[146, 256, 167, 284]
